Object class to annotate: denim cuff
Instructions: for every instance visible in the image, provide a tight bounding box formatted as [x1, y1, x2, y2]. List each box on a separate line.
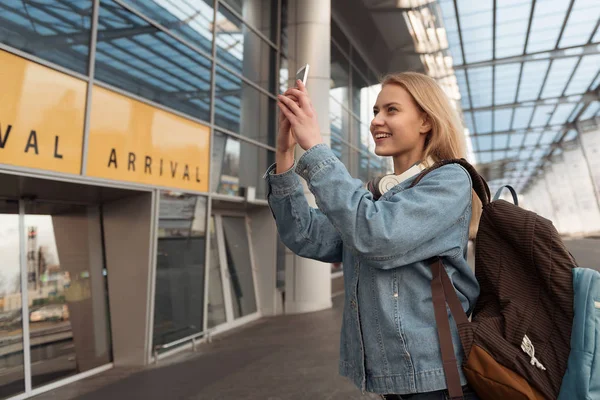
[295, 144, 338, 182]
[263, 162, 299, 197]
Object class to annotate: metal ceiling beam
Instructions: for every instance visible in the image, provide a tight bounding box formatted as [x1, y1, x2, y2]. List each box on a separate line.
[462, 91, 598, 113]
[469, 123, 573, 137]
[453, 42, 599, 70]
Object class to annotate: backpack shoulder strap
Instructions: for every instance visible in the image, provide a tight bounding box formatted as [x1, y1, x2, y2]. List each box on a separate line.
[409, 159, 490, 206]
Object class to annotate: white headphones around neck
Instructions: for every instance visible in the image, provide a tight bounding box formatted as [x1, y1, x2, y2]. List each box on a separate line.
[366, 158, 433, 200]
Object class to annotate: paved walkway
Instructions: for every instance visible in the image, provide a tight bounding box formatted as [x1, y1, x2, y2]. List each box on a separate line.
[31, 238, 599, 400]
[33, 295, 378, 400]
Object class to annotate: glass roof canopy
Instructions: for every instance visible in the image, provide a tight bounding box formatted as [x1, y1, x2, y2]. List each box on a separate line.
[437, 0, 600, 193]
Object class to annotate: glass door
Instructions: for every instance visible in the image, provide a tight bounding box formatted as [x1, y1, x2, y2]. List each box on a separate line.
[206, 213, 259, 331]
[0, 200, 25, 399]
[0, 199, 112, 400]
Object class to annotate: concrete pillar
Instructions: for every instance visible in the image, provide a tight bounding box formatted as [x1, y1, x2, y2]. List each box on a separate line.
[284, 0, 332, 314]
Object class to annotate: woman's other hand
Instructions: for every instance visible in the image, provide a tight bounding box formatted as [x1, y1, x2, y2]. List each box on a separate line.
[278, 80, 323, 151]
[275, 90, 297, 174]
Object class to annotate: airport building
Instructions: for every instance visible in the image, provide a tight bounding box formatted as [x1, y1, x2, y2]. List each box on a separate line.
[0, 0, 599, 399]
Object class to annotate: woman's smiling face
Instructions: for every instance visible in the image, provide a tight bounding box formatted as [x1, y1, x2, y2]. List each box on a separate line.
[370, 84, 431, 158]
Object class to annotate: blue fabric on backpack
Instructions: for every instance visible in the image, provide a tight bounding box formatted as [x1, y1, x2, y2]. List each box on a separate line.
[558, 268, 600, 400]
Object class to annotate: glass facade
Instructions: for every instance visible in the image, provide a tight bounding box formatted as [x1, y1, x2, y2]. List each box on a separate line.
[329, 20, 392, 184]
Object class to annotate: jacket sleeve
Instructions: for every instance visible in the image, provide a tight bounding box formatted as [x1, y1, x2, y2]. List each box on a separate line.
[264, 162, 343, 263]
[295, 144, 472, 269]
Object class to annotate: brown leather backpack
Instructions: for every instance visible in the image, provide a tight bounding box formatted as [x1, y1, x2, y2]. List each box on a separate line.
[410, 159, 575, 400]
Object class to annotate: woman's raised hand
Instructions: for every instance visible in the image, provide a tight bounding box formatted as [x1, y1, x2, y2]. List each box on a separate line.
[277, 80, 323, 151]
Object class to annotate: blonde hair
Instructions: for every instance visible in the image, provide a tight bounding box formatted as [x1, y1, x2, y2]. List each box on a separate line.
[381, 72, 481, 238]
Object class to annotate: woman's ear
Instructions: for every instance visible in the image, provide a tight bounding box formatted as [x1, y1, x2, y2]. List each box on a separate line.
[419, 114, 432, 134]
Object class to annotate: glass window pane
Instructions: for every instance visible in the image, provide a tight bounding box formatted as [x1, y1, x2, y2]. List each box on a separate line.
[493, 133, 509, 150]
[207, 217, 226, 329]
[523, 131, 542, 146]
[220, 0, 276, 42]
[0, 1, 92, 75]
[558, 0, 600, 48]
[477, 135, 493, 151]
[512, 106, 534, 129]
[494, 63, 521, 105]
[221, 216, 257, 318]
[455, 69, 471, 109]
[0, 200, 25, 398]
[564, 54, 600, 96]
[331, 42, 350, 110]
[96, 0, 212, 122]
[526, 0, 571, 53]
[280, 55, 289, 94]
[474, 110, 492, 133]
[352, 67, 368, 116]
[120, 0, 214, 55]
[509, 132, 525, 148]
[439, 0, 463, 65]
[494, 108, 513, 131]
[351, 117, 370, 154]
[457, 0, 493, 63]
[477, 151, 493, 164]
[280, 0, 288, 55]
[549, 103, 576, 125]
[530, 105, 554, 127]
[331, 20, 350, 56]
[518, 60, 550, 102]
[331, 134, 351, 169]
[216, 5, 276, 93]
[25, 202, 111, 389]
[211, 132, 274, 199]
[580, 101, 600, 120]
[540, 57, 579, 99]
[359, 151, 369, 183]
[539, 129, 558, 145]
[330, 99, 350, 142]
[495, 0, 532, 58]
[214, 67, 276, 146]
[468, 67, 493, 108]
[154, 194, 207, 346]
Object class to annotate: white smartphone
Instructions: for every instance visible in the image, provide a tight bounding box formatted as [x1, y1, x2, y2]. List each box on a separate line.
[295, 64, 309, 87]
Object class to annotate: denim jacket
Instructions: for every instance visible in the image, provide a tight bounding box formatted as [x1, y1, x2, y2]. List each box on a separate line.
[263, 144, 479, 395]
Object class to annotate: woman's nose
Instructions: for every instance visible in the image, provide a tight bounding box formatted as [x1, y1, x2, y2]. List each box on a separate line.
[371, 114, 384, 127]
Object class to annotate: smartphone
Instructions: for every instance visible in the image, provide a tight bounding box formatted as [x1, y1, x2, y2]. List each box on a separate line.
[295, 64, 309, 87]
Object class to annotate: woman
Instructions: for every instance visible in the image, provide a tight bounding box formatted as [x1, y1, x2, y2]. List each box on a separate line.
[265, 72, 481, 399]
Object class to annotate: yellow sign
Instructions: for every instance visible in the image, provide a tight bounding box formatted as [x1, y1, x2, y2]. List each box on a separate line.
[0, 50, 85, 174]
[87, 86, 210, 191]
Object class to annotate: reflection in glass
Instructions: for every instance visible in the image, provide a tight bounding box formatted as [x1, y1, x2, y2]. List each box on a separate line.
[216, 5, 276, 93]
[280, 56, 289, 94]
[211, 132, 273, 199]
[359, 151, 370, 183]
[207, 218, 226, 329]
[153, 193, 207, 347]
[352, 68, 368, 116]
[221, 217, 257, 318]
[214, 67, 276, 145]
[95, 0, 212, 122]
[220, 0, 276, 42]
[0, 201, 24, 399]
[331, 43, 350, 111]
[0, 1, 92, 74]
[120, 0, 215, 55]
[24, 202, 111, 389]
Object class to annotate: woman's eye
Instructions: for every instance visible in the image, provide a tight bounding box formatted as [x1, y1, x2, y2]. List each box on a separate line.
[388, 107, 397, 113]
[373, 110, 379, 116]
